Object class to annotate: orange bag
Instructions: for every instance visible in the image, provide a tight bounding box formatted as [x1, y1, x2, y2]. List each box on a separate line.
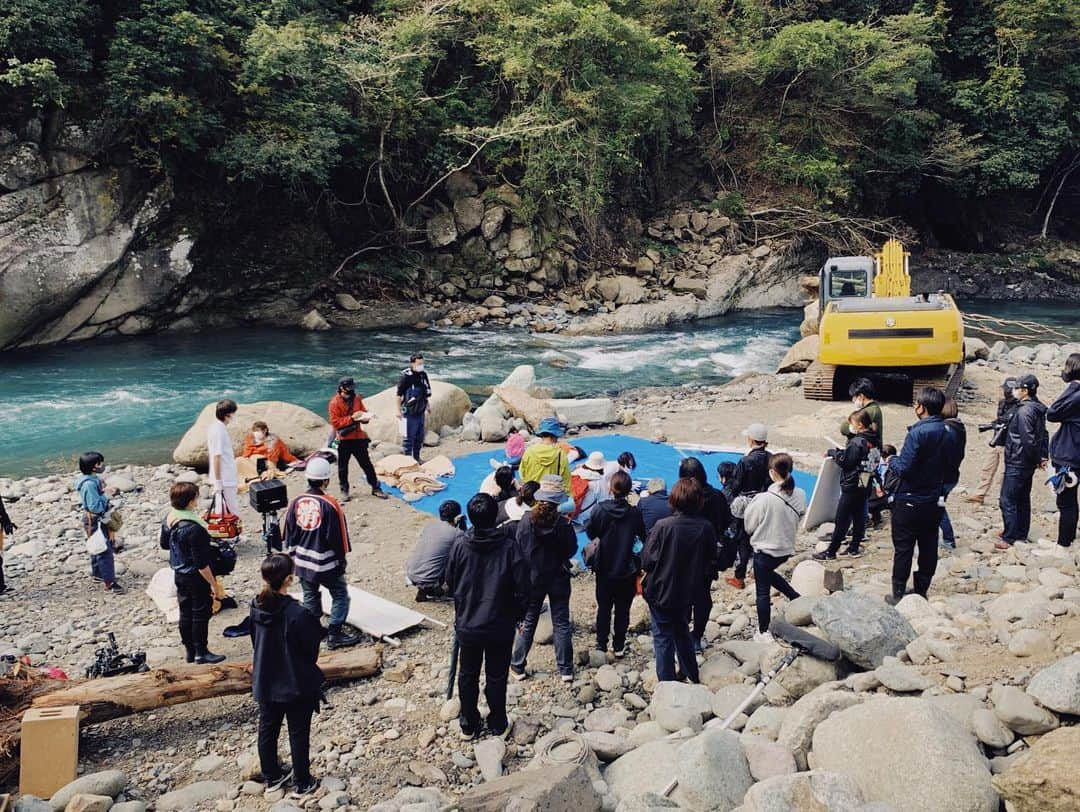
[204, 493, 243, 540]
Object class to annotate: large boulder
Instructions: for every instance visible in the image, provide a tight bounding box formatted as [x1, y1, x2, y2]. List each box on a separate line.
[649, 682, 715, 722]
[1026, 653, 1080, 715]
[494, 385, 555, 430]
[964, 337, 990, 361]
[992, 726, 1080, 812]
[605, 731, 753, 812]
[777, 690, 864, 770]
[48, 771, 127, 811]
[777, 335, 819, 374]
[363, 380, 472, 443]
[550, 398, 618, 427]
[740, 771, 866, 812]
[458, 763, 602, 811]
[989, 684, 1059, 735]
[173, 401, 329, 468]
[811, 591, 917, 669]
[811, 698, 998, 812]
[759, 644, 840, 705]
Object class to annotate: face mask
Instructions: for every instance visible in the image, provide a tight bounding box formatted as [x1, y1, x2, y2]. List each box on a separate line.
[94, 464, 107, 474]
[253, 432, 266, 443]
[852, 397, 863, 408]
[414, 364, 425, 373]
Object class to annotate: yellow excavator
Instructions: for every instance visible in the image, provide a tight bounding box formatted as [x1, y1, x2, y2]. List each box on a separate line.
[803, 239, 965, 402]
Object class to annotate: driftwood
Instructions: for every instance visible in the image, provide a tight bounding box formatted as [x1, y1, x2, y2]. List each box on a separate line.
[1, 647, 381, 782]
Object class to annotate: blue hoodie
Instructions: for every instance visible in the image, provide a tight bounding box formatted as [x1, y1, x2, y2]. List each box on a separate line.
[1048, 381, 1080, 469]
[75, 474, 109, 515]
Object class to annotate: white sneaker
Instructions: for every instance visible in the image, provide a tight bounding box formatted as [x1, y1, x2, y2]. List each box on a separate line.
[753, 632, 774, 644]
[613, 648, 626, 658]
[560, 674, 573, 684]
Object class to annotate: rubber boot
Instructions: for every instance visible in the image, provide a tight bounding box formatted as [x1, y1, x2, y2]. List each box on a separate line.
[327, 624, 361, 650]
[195, 647, 226, 664]
[184, 644, 196, 663]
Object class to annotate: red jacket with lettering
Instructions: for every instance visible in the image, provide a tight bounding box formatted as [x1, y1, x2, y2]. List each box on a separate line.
[284, 487, 351, 581]
[329, 392, 369, 441]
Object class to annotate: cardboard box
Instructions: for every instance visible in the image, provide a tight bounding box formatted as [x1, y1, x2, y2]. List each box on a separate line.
[19, 705, 79, 799]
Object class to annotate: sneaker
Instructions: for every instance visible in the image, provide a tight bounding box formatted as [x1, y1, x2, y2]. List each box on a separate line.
[91, 574, 104, 583]
[459, 719, 479, 740]
[726, 577, 745, 589]
[994, 541, 1012, 551]
[291, 778, 318, 796]
[812, 551, 836, 561]
[327, 625, 362, 649]
[415, 589, 428, 603]
[340, 490, 352, 503]
[613, 648, 626, 658]
[510, 666, 528, 682]
[265, 769, 293, 793]
[753, 631, 774, 644]
[560, 674, 573, 684]
[372, 488, 389, 500]
[487, 720, 509, 738]
[838, 547, 861, 558]
[105, 581, 124, 594]
[194, 649, 226, 664]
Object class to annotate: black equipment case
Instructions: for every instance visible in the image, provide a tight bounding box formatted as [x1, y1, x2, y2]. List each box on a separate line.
[249, 479, 288, 513]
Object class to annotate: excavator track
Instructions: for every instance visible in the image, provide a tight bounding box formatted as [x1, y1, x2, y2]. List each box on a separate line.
[803, 361, 838, 401]
[911, 359, 966, 404]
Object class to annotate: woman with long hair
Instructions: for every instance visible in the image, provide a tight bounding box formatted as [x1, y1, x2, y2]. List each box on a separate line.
[250, 553, 325, 795]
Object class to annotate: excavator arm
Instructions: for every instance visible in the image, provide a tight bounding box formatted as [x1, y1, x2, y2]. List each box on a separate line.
[873, 238, 911, 298]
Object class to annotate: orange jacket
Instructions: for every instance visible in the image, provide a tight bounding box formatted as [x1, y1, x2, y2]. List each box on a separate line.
[329, 393, 369, 441]
[241, 434, 299, 466]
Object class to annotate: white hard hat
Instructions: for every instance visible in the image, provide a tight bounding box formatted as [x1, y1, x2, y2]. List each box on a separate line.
[305, 457, 332, 481]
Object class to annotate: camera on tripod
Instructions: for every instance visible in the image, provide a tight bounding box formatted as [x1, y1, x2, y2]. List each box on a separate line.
[978, 420, 1009, 448]
[86, 632, 149, 679]
[249, 479, 289, 555]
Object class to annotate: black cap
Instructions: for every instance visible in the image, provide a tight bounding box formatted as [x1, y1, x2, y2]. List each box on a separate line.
[1017, 374, 1039, 392]
[338, 377, 355, 389]
[410, 352, 424, 363]
[1002, 377, 1019, 391]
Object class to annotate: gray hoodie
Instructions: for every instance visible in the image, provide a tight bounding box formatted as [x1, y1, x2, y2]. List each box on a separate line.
[743, 483, 807, 558]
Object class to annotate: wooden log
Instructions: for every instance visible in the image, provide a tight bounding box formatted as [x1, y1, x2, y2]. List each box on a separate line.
[30, 646, 381, 726]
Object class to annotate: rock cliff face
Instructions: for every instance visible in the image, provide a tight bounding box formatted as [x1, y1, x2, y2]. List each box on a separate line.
[0, 121, 188, 350]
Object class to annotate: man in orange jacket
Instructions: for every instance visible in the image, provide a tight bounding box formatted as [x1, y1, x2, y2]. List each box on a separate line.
[329, 377, 388, 502]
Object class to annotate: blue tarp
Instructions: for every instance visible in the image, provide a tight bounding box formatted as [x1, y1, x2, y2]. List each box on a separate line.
[387, 434, 819, 558]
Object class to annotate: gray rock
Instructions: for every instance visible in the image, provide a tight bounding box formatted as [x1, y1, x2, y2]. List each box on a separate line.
[474, 737, 506, 782]
[626, 721, 668, 748]
[1026, 653, 1080, 715]
[14, 797, 51, 812]
[584, 706, 630, 733]
[972, 708, 1015, 750]
[614, 794, 679, 812]
[595, 665, 621, 692]
[108, 804, 146, 812]
[1007, 629, 1053, 658]
[606, 731, 753, 812]
[811, 591, 917, 669]
[583, 731, 634, 762]
[740, 734, 796, 781]
[457, 763, 601, 811]
[744, 705, 789, 741]
[741, 771, 866, 812]
[64, 795, 112, 812]
[874, 658, 932, 693]
[653, 704, 703, 733]
[698, 652, 741, 690]
[648, 681, 714, 722]
[49, 770, 127, 810]
[990, 684, 1059, 735]
[812, 698, 998, 812]
[777, 690, 863, 770]
[759, 644, 839, 705]
[711, 683, 763, 721]
[926, 693, 983, 736]
[154, 781, 233, 811]
[783, 595, 821, 626]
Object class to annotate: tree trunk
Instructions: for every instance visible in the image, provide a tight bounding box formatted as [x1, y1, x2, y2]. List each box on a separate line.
[1, 647, 380, 781]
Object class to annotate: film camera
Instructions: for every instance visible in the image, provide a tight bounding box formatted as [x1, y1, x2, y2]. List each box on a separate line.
[86, 632, 149, 679]
[978, 420, 1009, 448]
[249, 479, 288, 555]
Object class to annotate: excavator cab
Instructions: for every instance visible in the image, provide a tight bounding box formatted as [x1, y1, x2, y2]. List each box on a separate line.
[819, 257, 874, 312]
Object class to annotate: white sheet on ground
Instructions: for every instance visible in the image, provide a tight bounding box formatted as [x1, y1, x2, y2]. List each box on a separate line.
[291, 583, 429, 640]
[804, 457, 842, 530]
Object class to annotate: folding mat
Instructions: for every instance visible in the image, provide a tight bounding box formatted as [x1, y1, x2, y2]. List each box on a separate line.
[383, 433, 819, 557]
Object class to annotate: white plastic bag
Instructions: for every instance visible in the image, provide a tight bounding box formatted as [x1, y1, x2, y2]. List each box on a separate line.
[398, 417, 407, 438]
[86, 526, 109, 555]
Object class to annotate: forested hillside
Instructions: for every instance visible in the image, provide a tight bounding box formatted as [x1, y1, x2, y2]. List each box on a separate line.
[2, 0, 1078, 258]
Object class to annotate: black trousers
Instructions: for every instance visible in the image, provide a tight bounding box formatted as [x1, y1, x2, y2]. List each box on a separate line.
[175, 572, 212, 650]
[258, 698, 316, 784]
[457, 636, 512, 731]
[337, 438, 379, 492]
[733, 523, 753, 580]
[891, 500, 945, 597]
[828, 488, 868, 553]
[753, 552, 799, 633]
[689, 575, 713, 642]
[595, 575, 636, 651]
[1000, 465, 1035, 542]
[1059, 482, 1078, 547]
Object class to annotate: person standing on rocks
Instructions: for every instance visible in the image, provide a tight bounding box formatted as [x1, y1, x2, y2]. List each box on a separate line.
[586, 471, 647, 658]
[814, 410, 879, 560]
[283, 457, 361, 650]
[967, 378, 1019, 505]
[519, 417, 571, 493]
[938, 398, 967, 550]
[75, 451, 123, 594]
[678, 457, 730, 652]
[641, 477, 716, 683]
[160, 481, 226, 663]
[1048, 353, 1080, 548]
[250, 553, 324, 796]
[726, 423, 772, 590]
[445, 493, 531, 738]
[511, 476, 579, 682]
[329, 377, 388, 502]
[396, 353, 432, 463]
[842, 378, 885, 442]
[885, 387, 951, 603]
[0, 495, 15, 595]
[405, 499, 465, 602]
[207, 399, 241, 516]
[996, 374, 1049, 549]
[743, 454, 805, 641]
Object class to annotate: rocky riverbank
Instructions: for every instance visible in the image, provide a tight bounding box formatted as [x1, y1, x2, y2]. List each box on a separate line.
[1, 351, 1078, 811]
